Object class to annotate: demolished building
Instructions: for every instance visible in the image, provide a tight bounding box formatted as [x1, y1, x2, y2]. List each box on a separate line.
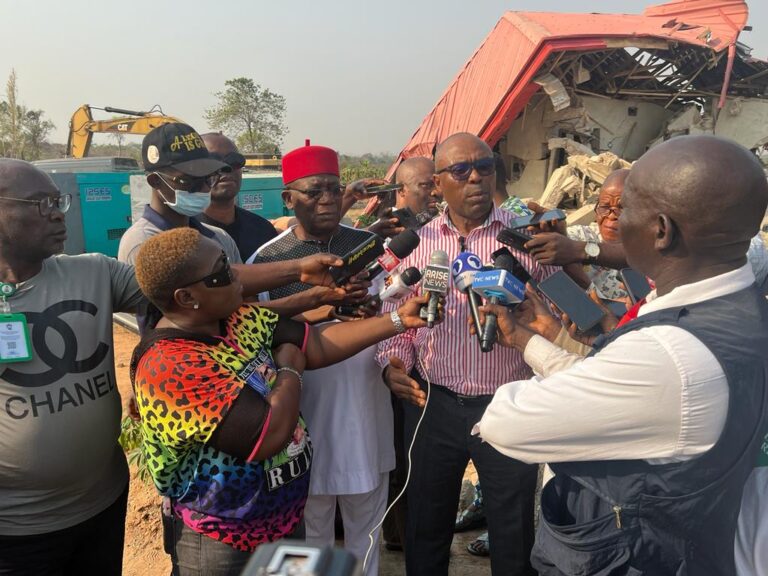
[387, 0, 768, 217]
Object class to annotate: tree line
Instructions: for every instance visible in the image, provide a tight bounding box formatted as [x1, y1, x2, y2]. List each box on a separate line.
[0, 70, 394, 178]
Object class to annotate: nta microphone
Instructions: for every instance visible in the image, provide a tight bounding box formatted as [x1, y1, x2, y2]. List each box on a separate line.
[421, 250, 450, 328]
[366, 229, 420, 280]
[329, 234, 385, 285]
[379, 267, 422, 302]
[472, 250, 526, 352]
[452, 252, 484, 344]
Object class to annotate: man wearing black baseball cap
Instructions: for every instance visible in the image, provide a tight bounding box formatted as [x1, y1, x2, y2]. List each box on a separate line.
[118, 123, 241, 266]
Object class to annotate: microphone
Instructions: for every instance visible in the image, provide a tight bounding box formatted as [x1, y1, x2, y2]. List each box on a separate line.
[329, 234, 385, 285]
[366, 229, 420, 280]
[421, 250, 450, 328]
[472, 251, 526, 352]
[379, 267, 422, 302]
[452, 252, 484, 343]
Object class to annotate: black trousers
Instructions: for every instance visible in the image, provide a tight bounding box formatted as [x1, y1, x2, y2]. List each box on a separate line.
[0, 484, 128, 576]
[403, 375, 538, 576]
[382, 392, 408, 549]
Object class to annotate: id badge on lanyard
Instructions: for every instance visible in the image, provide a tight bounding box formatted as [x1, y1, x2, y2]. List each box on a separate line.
[0, 287, 33, 364]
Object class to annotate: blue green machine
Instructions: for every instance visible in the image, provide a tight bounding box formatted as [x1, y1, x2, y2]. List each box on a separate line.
[44, 168, 287, 258]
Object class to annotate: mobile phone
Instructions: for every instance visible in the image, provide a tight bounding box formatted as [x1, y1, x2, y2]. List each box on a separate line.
[600, 298, 629, 318]
[619, 268, 652, 304]
[363, 183, 403, 195]
[497, 228, 534, 252]
[491, 247, 531, 284]
[508, 209, 567, 230]
[536, 271, 606, 332]
[390, 207, 420, 230]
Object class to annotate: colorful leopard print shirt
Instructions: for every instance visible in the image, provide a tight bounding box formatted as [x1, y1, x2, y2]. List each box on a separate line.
[133, 305, 312, 551]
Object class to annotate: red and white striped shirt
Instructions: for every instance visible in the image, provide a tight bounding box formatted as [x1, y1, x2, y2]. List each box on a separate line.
[376, 206, 558, 396]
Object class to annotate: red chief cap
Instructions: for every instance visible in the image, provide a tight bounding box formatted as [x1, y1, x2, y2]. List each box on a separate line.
[282, 139, 340, 186]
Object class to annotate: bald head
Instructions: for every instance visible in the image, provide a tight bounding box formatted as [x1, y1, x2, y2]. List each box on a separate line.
[601, 168, 630, 195]
[0, 158, 56, 198]
[200, 132, 242, 202]
[395, 157, 438, 214]
[0, 159, 67, 264]
[434, 133, 492, 171]
[396, 157, 434, 184]
[620, 135, 768, 286]
[628, 135, 767, 244]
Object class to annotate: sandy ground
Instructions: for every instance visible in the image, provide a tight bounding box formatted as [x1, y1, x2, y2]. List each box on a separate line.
[113, 324, 490, 576]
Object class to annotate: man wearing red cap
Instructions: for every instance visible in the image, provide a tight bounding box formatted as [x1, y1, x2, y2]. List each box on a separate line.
[249, 141, 393, 575]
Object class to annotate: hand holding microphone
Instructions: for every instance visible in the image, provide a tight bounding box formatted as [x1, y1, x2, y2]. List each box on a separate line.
[472, 250, 527, 352]
[421, 250, 451, 328]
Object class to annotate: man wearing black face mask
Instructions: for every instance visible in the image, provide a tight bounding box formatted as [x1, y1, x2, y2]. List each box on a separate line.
[199, 133, 278, 260]
[118, 123, 241, 266]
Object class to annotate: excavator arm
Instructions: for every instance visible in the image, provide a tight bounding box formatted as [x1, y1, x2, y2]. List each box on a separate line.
[66, 104, 183, 158]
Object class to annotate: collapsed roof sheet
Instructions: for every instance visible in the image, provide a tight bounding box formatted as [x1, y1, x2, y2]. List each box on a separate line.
[388, 0, 765, 178]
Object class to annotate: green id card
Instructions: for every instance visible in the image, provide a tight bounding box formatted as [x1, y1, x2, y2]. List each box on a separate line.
[0, 313, 32, 363]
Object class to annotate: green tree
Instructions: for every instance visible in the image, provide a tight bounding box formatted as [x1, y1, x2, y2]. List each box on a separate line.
[22, 109, 55, 161]
[0, 69, 55, 160]
[204, 77, 287, 154]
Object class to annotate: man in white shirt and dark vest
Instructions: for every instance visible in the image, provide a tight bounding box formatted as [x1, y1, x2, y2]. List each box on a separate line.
[476, 134, 768, 575]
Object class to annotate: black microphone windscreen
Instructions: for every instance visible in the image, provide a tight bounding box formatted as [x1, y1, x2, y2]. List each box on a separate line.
[400, 267, 422, 286]
[387, 230, 420, 258]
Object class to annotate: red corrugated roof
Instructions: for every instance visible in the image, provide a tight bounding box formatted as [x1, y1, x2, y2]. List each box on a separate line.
[386, 0, 749, 179]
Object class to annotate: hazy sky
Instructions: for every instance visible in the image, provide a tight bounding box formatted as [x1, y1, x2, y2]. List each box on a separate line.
[2, 0, 766, 155]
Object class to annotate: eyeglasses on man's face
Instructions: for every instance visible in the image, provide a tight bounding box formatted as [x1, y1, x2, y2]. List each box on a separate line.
[595, 204, 622, 218]
[436, 158, 495, 182]
[0, 193, 72, 217]
[285, 185, 345, 201]
[155, 172, 223, 193]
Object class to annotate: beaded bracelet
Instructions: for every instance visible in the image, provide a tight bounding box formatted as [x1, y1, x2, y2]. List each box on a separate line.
[277, 367, 303, 389]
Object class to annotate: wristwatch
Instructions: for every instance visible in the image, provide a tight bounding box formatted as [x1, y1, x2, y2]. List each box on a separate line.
[584, 241, 601, 263]
[390, 310, 407, 334]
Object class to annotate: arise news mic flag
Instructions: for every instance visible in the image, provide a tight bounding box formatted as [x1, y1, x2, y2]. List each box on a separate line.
[452, 252, 484, 343]
[472, 251, 526, 352]
[421, 250, 450, 328]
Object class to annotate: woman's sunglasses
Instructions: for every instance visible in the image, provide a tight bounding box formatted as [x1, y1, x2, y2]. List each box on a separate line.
[183, 253, 234, 289]
[435, 157, 495, 181]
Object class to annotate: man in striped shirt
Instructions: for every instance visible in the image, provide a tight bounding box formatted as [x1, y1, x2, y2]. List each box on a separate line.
[376, 133, 556, 576]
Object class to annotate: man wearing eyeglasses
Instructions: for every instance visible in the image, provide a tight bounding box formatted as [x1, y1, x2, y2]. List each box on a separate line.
[199, 133, 278, 260]
[376, 133, 557, 576]
[249, 141, 394, 575]
[117, 123, 242, 267]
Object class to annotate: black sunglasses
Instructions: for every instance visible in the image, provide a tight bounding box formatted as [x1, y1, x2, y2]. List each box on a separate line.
[156, 172, 222, 193]
[208, 152, 246, 171]
[285, 185, 345, 200]
[436, 157, 495, 181]
[183, 253, 234, 289]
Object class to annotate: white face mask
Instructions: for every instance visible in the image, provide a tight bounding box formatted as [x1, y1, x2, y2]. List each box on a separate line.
[156, 174, 212, 217]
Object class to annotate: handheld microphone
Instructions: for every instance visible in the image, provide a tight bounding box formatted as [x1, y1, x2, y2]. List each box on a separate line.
[421, 250, 450, 328]
[452, 252, 484, 343]
[379, 267, 422, 302]
[329, 234, 385, 285]
[366, 229, 420, 280]
[472, 251, 526, 352]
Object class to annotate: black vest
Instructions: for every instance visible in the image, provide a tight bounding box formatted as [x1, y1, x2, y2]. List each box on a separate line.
[531, 286, 768, 575]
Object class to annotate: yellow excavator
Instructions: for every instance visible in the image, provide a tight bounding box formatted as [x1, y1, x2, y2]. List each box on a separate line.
[66, 104, 183, 158]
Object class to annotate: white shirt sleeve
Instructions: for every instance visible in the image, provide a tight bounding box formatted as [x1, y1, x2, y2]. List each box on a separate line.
[477, 325, 728, 465]
[523, 334, 585, 377]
